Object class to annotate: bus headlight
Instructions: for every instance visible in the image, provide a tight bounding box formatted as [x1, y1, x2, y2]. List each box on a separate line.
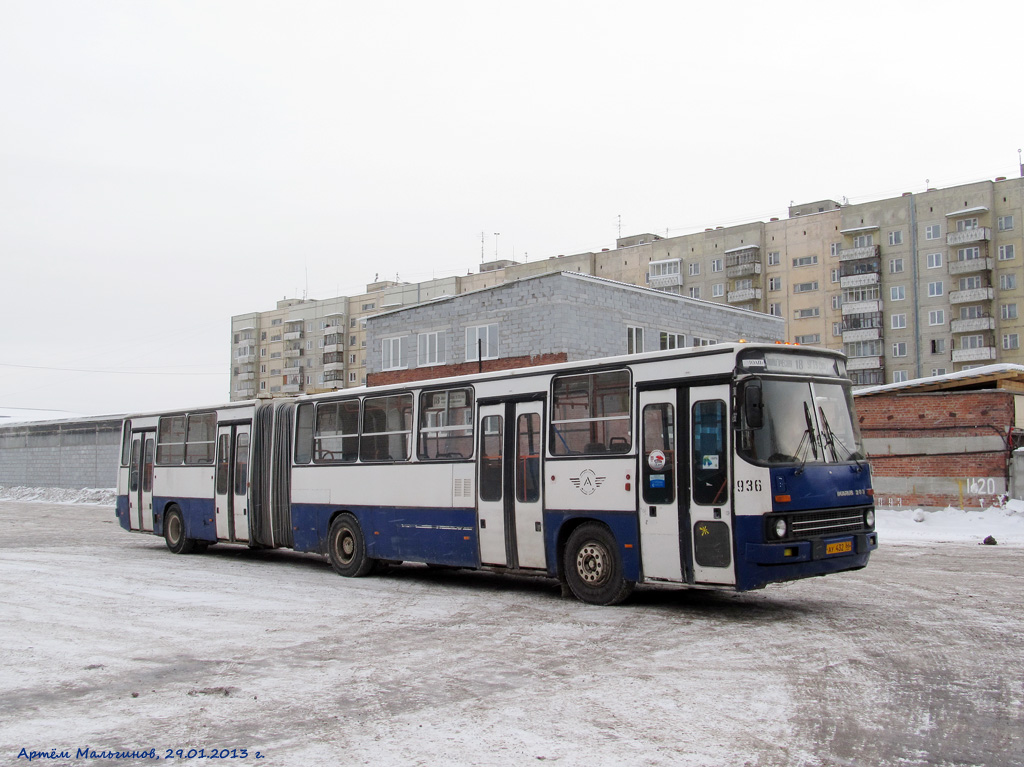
[772, 518, 788, 539]
[864, 509, 875, 529]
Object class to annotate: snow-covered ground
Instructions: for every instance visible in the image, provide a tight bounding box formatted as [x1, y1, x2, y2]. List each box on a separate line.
[3, 485, 1022, 545]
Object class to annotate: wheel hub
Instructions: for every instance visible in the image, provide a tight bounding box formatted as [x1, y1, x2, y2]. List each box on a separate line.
[576, 543, 607, 583]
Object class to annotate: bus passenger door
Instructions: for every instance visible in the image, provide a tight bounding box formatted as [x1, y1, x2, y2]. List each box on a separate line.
[477, 405, 507, 565]
[689, 384, 735, 585]
[512, 402, 545, 569]
[214, 427, 232, 540]
[232, 426, 251, 542]
[129, 431, 155, 532]
[638, 390, 684, 582]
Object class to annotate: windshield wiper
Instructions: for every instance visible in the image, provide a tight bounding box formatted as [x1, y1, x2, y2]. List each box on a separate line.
[818, 406, 866, 471]
[794, 401, 819, 475]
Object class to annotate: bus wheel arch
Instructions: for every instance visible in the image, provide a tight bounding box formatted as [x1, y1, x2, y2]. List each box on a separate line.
[562, 521, 635, 606]
[164, 504, 196, 555]
[327, 512, 376, 578]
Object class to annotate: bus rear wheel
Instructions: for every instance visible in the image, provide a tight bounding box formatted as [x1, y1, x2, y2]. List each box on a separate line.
[164, 506, 196, 555]
[327, 514, 376, 577]
[564, 523, 634, 605]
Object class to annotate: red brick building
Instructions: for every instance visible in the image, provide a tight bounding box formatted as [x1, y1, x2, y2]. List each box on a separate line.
[854, 365, 1024, 509]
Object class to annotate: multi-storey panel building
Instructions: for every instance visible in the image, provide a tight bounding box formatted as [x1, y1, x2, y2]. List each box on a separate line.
[230, 175, 1024, 399]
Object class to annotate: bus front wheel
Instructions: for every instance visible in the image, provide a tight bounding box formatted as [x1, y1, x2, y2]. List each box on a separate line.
[164, 506, 196, 555]
[564, 523, 634, 605]
[327, 514, 376, 578]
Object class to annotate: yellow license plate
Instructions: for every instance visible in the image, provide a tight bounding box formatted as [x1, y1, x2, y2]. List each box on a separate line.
[826, 541, 853, 555]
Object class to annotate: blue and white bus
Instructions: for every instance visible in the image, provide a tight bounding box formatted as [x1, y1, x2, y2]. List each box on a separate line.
[116, 343, 877, 605]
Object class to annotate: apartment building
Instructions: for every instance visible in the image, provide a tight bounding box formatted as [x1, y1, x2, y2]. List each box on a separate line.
[229, 174, 1024, 399]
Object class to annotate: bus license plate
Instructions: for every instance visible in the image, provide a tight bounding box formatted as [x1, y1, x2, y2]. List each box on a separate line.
[826, 540, 853, 555]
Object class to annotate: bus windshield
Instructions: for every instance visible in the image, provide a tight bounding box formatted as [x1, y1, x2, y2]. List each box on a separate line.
[737, 378, 865, 465]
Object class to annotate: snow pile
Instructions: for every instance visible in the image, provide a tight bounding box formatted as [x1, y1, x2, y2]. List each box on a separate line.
[0, 485, 115, 506]
[876, 504, 1024, 546]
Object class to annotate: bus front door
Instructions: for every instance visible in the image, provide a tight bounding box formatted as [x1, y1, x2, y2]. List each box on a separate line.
[476, 401, 546, 570]
[689, 384, 736, 585]
[638, 389, 685, 582]
[214, 424, 251, 542]
[128, 431, 155, 532]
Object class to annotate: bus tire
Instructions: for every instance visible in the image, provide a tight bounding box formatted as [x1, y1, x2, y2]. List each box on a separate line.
[164, 506, 196, 555]
[327, 514, 375, 578]
[564, 522, 634, 606]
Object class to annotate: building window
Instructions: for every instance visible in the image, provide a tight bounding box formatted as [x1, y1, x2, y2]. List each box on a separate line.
[892, 342, 908, 357]
[711, 259, 723, 273]
[832, 322, 842, 336]
[931, 368, 948, 376]
[999, 244, 1016, 261]
[831, 268, 840, 283]
[260, 381, 266, 390]
[958, 246, 981, 261]
[959, 276, 983, 291]
[997, 215, 1014, 232]
[961, 334, 985, 349]
[792, 255, 818, 268]
[769, 277, 782, 291]
[1000, 273, 1017, 291]
[891, 313, 907, 329]
[956, 218, 979, 232]
[1001, 303, 1018, 320]
[688, 286, 701, 299]
[931, 339, 946, 354]
[688, 262, 701, 276]
[660, 332, 685, 350]
[925, 224, 941, 240]
[888, 230, 903, 246]
[349, 336, 356, 347]
[960, 305, 985, 320]
[712, 283, 725, 297]
[382, 337, 404, 370]
[926, 252, 943, 269]
[893, 370, 909, 383]
[794, 281, 818, 293]
[418, 331, 445, 366]
[769, 303, 782, 317]
[348, 372, 357, 383]
[929, 309, 945, 326]
[627, 326, 644, 354]
[1004, 334, 1020, 350]
[853, 234, 874, 248]
[889, 258, 904, 274]
[830, 243, 841, 256]
[768, 251, 781, 266]
[795, 334, 821, 344]
[928, 281, 944, 297]
[466, 324, 498, 361]
[846, 339, 882, 357]
[362, 303, 375, 311]
[831, 295, 842, 310]
[795, 307, 820, 319]
[890, 286, 906, 301]
[271, 319, 282, 326]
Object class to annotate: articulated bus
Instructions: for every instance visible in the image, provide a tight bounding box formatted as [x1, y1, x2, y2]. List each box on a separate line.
[116, 343, 878, 605]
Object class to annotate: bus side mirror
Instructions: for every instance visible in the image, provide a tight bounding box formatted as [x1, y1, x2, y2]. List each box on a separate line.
[743, 382, 764, 429]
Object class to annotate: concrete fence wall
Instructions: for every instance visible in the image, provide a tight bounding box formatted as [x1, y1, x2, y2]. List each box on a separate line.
[0, 418, 122, 490]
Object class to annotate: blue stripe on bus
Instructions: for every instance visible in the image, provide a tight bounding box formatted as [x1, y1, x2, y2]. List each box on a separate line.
[115, 494, 130, 531]
[290, 504, 481, 568]
[542, 510, 642, 582]
[769, 464, 873, 512]
[152, 495, 217, 542]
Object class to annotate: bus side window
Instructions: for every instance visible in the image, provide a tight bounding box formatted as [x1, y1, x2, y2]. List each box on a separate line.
[642, 403, 674, 505]
[295, 403, 313, 464]
[692, 400, 727, 505]
[480, 416, 503, 502]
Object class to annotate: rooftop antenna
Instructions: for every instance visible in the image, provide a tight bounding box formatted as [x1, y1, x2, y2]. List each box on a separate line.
[304, 260, 308, 300]
[1019, 148, 1022, 177]
[617, 214, 621, 238]
[481, 231, 485, 263]
[494, 232, 500, 259]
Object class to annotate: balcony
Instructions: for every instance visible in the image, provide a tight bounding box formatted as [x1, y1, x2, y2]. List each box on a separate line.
[236, 372, 255, 381]
[648, 273, 683, 289]
[284, 348, 304, 359]
[236, 354, 255, 364]
[949, 288, 994, 304]
[842, 299, 883, 315]
[282, 364, 302, 375]
[727, 288, 762, 303]
[952, 347, 997, 363]
[948, 257, 993, 275]
[947, 227, 991, 245]
[324, 362, 345, 373]
[283, 330, 304, 341]
[324, 343, 341, 354]
[847, 356, 884, 371]
[726, 262, 762, 279]
[951, 317, 996, 333]
[840, 273, 880, 289]
[281, 384, 303, 393]
[843, 328, 881, 343]
[839, 245, 881, 261]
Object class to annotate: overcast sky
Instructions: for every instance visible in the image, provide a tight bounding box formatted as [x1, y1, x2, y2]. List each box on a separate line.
[2, 0, 1022, 418]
